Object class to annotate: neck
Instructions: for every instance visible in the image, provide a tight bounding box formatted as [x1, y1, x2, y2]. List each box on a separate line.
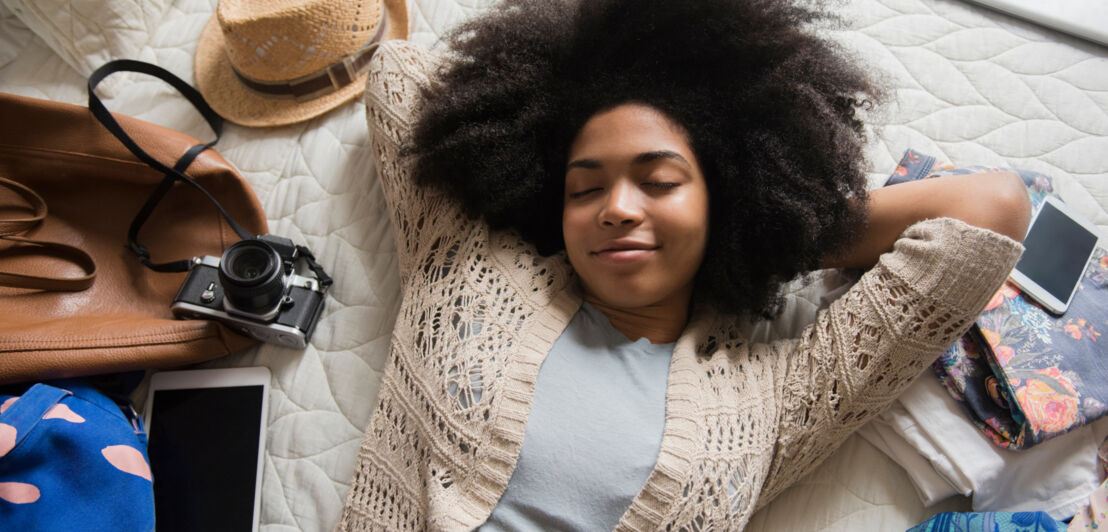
[584, 293, 691, 345]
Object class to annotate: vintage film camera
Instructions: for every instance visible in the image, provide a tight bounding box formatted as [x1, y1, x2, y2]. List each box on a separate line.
[172, 234, 327, 348]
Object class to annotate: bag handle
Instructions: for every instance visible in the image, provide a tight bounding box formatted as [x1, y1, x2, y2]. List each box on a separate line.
[88, 60, 254, 273]
[0, 384, 71, 453]
[0, 177, 97, 292]
[0, 176, 46, 234]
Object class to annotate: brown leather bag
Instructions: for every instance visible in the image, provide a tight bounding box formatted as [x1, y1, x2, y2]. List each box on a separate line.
[0, 91, 266, 384]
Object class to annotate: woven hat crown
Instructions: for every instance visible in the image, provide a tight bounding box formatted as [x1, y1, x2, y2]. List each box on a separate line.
[217, 0, 384, 82]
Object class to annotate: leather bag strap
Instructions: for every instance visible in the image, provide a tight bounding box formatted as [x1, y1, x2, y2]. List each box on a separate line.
[0, 176, 46, 235]
[0, 236, 97, 291]
[0, 177, 97, 291]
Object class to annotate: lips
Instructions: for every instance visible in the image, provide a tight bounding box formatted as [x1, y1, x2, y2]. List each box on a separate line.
[591, 240, 659, 265]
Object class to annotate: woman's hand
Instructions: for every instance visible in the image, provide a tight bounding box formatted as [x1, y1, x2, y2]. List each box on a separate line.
[822, 171, 1031, 270]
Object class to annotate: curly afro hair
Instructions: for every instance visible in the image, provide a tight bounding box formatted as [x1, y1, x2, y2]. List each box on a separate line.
[408, 0, 883, 318]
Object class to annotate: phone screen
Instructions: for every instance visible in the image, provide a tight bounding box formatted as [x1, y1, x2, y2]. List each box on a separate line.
[1015, 200, 1099, 303]
[147, 385, 265, 532]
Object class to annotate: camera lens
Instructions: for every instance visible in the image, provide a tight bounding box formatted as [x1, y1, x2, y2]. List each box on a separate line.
[230, 247, 270, 280]
[219, 239, 284, 315]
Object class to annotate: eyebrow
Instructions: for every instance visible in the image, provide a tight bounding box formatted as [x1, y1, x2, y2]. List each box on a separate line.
[566, 150, 691, 171]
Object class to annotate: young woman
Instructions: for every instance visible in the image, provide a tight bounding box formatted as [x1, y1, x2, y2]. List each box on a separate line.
[339, 0, 1030, 529]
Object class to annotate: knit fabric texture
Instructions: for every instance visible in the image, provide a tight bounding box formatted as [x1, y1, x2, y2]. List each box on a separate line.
[338, 41, 1025, 531]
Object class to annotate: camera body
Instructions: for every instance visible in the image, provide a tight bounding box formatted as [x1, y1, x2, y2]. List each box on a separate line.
[172, 234, 326, 348]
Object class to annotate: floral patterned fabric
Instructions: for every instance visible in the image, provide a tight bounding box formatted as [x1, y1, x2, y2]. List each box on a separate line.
[906, 511, 1066, 532]
[887, 150, 1108, 450]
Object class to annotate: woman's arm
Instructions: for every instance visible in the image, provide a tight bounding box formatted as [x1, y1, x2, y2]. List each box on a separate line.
[365, 41, 474, 279]
[758, 171, 1031, 507]
[822, 171, 1032, 269]
[760, 215, 1026, 508]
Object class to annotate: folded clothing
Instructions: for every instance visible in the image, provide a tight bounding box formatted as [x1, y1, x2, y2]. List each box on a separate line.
[858, 149, 1108, 520]
[1066, 436, 1108, 530]
[890, 149, 1108, 449]
[860, 401, 973, 504]
[860, 377, 1108, 520]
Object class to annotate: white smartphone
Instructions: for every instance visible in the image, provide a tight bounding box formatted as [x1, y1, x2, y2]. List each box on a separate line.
[1009, 195, 1102, 315]
[144, 366, 270, 532]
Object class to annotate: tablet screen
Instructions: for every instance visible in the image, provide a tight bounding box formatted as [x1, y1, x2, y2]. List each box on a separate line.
[1015, 200, 1098, 302]
[147, 385, 264, 532]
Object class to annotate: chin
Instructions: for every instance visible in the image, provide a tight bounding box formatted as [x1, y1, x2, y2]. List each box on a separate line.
[584, 280, 673, 310]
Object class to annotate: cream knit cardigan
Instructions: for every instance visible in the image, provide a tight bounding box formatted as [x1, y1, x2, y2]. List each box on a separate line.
[338, 42, 1024, 531]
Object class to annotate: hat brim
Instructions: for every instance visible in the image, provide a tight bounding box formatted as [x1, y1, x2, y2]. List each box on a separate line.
[194, 0, 408, 128]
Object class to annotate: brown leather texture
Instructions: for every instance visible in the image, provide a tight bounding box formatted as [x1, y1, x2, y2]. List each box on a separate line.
[0, 92, 267, 384]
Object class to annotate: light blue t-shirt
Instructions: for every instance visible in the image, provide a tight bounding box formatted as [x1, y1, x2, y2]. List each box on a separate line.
[479, 302, 675, 531]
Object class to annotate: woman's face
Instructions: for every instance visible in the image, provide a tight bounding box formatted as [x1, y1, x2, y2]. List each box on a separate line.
[562, 103, 710, 311]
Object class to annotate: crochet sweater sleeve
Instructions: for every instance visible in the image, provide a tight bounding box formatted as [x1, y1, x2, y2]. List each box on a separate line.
[363, 41, 466, 280]
[757, 217, 1023, 507]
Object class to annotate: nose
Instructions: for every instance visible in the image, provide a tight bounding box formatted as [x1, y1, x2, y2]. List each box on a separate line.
[599, 181, 643, 227]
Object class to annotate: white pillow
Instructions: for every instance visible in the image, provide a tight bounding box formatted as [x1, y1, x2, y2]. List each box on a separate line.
[0, 0, 171, 77]
[0, 3, 34, 70]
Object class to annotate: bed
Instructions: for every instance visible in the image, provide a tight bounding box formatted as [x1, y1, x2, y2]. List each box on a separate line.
[0, 0, 1104, 530]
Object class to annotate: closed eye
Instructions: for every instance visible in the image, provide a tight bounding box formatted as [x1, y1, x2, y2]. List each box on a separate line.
[568, 187, 601, 199]
[645, 182, 680, 191]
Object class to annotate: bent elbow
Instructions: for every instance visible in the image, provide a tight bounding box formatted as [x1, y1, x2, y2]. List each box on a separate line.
[987, 171, 1032, 242]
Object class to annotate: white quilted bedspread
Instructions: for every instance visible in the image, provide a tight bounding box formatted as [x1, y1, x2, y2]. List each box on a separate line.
[0, 0, 1105, 530]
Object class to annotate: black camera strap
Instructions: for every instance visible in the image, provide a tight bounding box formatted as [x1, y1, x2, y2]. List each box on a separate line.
[86, 60, 332, 289]
[88, 59, 252, 273]
[296, 246, 333, 288]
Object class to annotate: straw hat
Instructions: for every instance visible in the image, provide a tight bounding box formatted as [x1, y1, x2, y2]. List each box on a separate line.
[195, 0, 408, 127]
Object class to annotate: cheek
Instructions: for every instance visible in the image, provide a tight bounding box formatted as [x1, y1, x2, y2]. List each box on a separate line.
[561, 208, 589, 260]
[662, 190, 709, 236]
[671, 214, 709, 266]
[667, 194, 710, 270]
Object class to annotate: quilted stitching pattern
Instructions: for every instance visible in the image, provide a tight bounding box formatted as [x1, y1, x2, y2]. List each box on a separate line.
[0, 0, 1104, 530]
[0, 0, 171, 85]
[839, 0, 1108, 232]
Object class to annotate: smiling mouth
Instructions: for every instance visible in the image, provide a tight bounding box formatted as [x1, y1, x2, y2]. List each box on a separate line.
[591, 246, 660, 265]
